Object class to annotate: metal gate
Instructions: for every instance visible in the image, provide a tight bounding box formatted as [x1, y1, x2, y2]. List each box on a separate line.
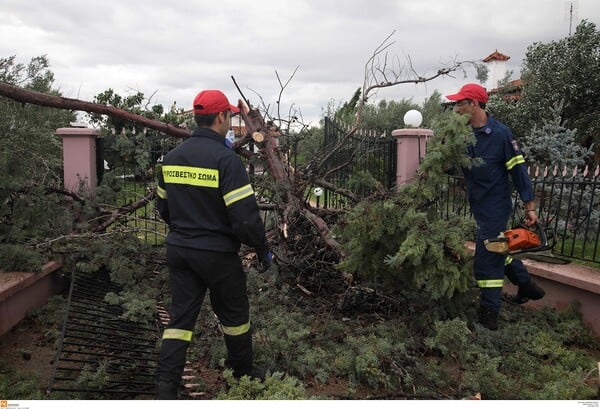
[47, 269, 159, 398]
[322, 117, 397, 208]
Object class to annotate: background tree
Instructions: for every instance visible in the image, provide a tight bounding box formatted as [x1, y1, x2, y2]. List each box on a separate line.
[490, 20, 600, 161]
[0, 56, 75, 270]
[420, 90, 446, 128]
[520, 101, 594, 169]
[360, 99, 420, 136]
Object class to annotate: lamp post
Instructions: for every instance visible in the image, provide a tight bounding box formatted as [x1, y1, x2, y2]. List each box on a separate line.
[313, 187, 323, 208]
[403, 109, 423, 128]
[392, 109, 432, 187]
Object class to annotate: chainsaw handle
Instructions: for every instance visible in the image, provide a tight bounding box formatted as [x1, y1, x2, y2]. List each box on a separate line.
[523, 209, 538, 226]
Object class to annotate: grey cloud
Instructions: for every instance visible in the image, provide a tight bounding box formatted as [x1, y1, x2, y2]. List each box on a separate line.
[1, 0, 599, 124]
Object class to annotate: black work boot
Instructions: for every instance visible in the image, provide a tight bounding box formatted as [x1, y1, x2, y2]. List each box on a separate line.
[512, 280, 545, 304]
[246, 366, 266, 382]
[155, 381, 178, 400]
[224, 332, 256, 379]
[477, 306, 499, 331]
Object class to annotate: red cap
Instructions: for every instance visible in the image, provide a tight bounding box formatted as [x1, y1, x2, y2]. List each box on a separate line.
[446, 83, 489, 103]
[193, 90, 240, 115]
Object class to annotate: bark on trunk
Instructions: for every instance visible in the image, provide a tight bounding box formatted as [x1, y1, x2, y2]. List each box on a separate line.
[0, 82, 191, 138]
[0, 82, 344, 257]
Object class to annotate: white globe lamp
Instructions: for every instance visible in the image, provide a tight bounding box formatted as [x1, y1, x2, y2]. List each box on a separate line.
[313, 187, 323, 208]
[403, 109, 423, 128]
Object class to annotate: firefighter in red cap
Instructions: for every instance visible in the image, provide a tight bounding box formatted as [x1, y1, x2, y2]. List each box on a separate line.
[446, 83, 545, 330]
[155, 89, 271, 399]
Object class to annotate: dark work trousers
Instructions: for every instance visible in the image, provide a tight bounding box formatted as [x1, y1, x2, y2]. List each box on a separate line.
[156, 245, 252, 385]
[474, 218, 531, 312]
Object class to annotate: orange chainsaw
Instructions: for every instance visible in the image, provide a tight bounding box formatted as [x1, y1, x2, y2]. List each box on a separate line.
[484, 221, 551, 255]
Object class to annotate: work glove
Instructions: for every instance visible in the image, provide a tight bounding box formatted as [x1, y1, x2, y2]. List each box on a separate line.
[257, 250, 273, 272]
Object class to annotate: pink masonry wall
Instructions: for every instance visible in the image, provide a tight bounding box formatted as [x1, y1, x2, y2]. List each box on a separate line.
[56, 127, 99, 194]
[391, 128, 433, 187]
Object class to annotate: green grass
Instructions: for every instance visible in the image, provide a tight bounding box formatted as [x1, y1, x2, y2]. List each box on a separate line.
[553, 237, 600, 268]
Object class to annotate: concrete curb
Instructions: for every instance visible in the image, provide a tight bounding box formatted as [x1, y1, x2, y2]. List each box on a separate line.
[0, 261, 67, 337]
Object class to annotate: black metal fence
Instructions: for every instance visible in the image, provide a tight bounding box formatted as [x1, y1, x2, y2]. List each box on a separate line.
[48, 268, 158, 398]
[529, 165, 600, 264]
[99, 132, 176, 246]
[100, 127, 600, 265]
[320, 117, 396, 208]
[438, 166, 600, 264]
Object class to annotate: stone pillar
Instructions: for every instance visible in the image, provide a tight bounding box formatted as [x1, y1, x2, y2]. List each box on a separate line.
[56, 126, 100, 194]
[391, 128, 433, 188]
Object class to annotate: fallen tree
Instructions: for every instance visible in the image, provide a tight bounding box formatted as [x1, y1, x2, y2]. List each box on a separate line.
[0, 34, 482, 289]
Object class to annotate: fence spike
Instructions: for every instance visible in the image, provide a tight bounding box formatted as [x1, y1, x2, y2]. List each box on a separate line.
[595, 165, 600, 178]
[553, 165, 559, 177]
[583, 165, 589, 178]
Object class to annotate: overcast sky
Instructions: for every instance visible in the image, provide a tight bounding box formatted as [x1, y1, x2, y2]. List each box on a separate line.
[1, 0, 598, 126]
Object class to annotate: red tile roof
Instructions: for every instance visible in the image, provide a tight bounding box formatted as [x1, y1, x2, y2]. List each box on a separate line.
[483, 50, 510, 62]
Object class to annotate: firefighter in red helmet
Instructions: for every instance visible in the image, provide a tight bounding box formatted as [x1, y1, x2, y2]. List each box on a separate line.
[446, 83, 545, 330]
[155, 89, 271, 399]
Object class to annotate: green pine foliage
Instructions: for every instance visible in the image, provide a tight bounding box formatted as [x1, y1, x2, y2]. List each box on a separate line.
[336, 113, 478, 300]
[0, 56, 75, 271]
[0, 243, 43, 272]
[217, 370, 307, 400]
[55, 233, 166, 323]
[0, 362, 44, 399]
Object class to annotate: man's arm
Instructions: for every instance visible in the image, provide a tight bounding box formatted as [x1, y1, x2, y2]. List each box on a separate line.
[221, 156, 268, 254]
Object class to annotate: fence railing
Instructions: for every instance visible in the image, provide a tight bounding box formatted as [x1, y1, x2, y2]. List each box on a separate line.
[321, 117, 396, 208]
[438, 165, 600, 264]
[102, 129, 600, 265]
[530, 165, 600, 264]
[101, 137, 172, 247]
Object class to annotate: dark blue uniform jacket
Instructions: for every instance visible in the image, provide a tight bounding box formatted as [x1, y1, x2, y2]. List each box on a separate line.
[463, 115, 534, 221]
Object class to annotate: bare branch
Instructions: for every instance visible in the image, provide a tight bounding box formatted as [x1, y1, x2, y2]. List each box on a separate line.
[275, 65, 300, 129]
[92, 189, 156, 232]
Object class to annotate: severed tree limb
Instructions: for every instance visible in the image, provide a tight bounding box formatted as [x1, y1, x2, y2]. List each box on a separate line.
[312, 178, 358, 203]
[93, 189, 156, 233]
[239, 99, 344, 255]
[0, 82, 192, 138]
[46, 185, 157, 233]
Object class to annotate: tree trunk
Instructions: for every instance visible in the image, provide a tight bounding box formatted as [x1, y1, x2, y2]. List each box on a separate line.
[239, 102, 343, 256]
[0, 82, 344, 257]
[0, 82, 191, 138]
